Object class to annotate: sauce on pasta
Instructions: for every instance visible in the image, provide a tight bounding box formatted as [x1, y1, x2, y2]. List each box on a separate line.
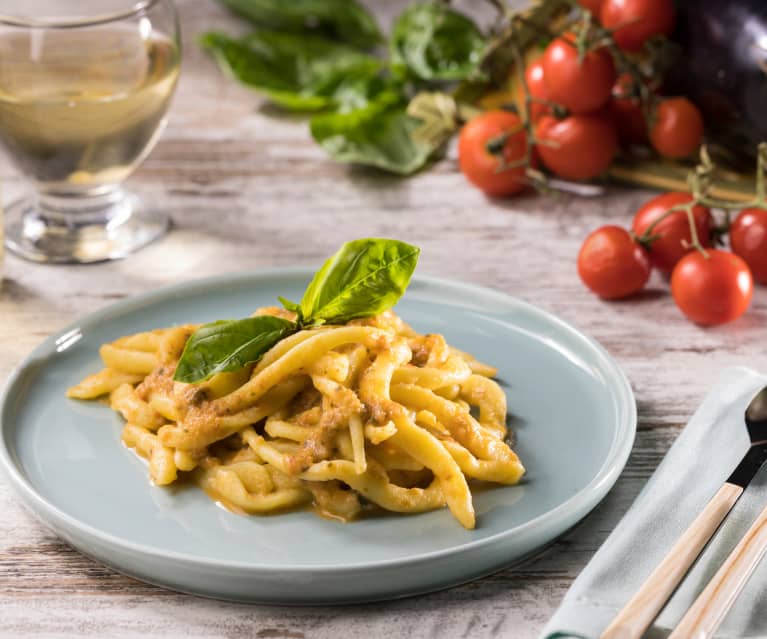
[68, 309, 525, 529]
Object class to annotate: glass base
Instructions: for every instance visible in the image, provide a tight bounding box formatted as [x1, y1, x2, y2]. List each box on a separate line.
[4, 188, 170, 264]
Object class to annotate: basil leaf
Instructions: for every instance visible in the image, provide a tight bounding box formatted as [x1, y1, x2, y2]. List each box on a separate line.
[174, 316, 296, 383]
[329, 69, 403, 114]
[201, 31, 381, 112]
[219, 0, 382, 49]
[390, 2, 486, 82]
[310, 97, 437, 175]
[300, 238, 420, 324]
[277, 296, 303, 319]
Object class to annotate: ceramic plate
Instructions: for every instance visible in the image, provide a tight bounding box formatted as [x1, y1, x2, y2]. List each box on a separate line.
[0, 270, 635, 603]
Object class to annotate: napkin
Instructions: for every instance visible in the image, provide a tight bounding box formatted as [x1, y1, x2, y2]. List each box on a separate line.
[542, 366, 767, 639]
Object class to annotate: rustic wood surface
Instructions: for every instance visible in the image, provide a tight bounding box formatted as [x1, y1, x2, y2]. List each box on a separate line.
[1, 2, 766, 638]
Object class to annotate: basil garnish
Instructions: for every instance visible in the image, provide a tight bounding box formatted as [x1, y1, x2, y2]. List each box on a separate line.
[296, 238, 420, 324]
[174, 239, 420, 383]
[174, 316, 296, 383]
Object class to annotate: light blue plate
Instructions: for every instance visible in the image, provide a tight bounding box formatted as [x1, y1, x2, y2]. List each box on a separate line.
[0, 270, 636, 603]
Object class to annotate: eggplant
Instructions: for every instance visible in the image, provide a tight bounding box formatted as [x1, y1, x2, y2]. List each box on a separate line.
[670, 0, 767, 163]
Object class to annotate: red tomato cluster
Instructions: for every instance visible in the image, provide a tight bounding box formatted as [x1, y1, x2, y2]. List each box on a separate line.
[458, 0, 706, 196]
[578, 192, 766, 326]
[533, 31, 619, 182]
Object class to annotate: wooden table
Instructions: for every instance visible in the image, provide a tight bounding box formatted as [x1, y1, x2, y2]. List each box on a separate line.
[2, 2, 765, 637]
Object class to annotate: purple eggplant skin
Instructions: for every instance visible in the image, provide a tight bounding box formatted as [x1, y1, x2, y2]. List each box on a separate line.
[670, 0, 767, 162]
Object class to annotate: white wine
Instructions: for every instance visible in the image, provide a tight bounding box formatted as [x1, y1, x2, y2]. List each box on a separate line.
[0, 28, 179, 192]
[2, 1, 181, 265]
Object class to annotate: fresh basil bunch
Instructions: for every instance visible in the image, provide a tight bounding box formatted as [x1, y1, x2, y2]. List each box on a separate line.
[202, 1, 487, 175]
[219, 0, 383, 50]
[174, 238, 420, 383]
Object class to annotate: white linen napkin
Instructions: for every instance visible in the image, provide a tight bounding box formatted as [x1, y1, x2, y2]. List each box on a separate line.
[542, 366, 767, 639]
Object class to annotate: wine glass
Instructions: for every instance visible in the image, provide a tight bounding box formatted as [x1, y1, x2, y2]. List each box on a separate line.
[0, 0, 180, 263]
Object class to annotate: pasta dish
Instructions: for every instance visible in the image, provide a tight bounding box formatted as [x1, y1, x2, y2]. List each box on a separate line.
[68, 309, 524, 529]
[67, 238, 524, 529]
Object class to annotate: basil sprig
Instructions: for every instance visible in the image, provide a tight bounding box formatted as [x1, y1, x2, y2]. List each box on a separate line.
[174, 316, 296, 383]
[173, 238, 420, 383]
[290, 237, 420, 324]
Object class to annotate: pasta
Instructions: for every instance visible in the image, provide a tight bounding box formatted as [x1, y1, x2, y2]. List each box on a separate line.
[67, 309, 525, 529]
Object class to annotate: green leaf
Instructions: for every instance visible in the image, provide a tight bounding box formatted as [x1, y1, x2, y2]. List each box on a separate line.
[277, 296, 302, 318]
[174, 316, 297, 383]
[299, 238, 420, 324]
[328, 69, 404, 114]
[201, 31, 382, 112]
[310, 96, 437, 175]
[390, 2, 486, 82]
[219, 0, 382, 49]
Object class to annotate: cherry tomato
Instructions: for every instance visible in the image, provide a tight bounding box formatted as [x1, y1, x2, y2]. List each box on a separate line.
[578, 0, 603, 14]
[631, 192, 712, 273]
[520, 58, 550, 123]
[458, 110, 528, 197]
[601, 0, 675, 52]
[610, 73, 648, 145]
[578, 225, 652, 299]
[542, 35, 615, 114]
[649, 98, 704, 159]
[535, 113, 618, 180]
[730, 207, 767, 283]
[671, 249, 753, 325]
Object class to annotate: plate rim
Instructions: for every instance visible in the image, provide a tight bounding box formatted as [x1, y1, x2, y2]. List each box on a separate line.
[0, 267, 636, 574]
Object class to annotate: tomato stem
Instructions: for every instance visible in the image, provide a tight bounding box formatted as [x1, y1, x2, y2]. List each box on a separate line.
[635, 199, 708, 258]
[574, 12, 591, 65]
[686, 145, 767, 213]
[508, 12, 562, 42]
[637, 143, 767, 256]
[637, 204, 679, 243]
[485, 131, 512, 156]
[507, 15, 546, 189]
[683, 204, 709, 258]
[755, 142, 767, 206]
[551, 103, 569, 119]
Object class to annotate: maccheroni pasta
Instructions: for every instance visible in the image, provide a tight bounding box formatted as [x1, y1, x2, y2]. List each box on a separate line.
[67, 309, 524, 529]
